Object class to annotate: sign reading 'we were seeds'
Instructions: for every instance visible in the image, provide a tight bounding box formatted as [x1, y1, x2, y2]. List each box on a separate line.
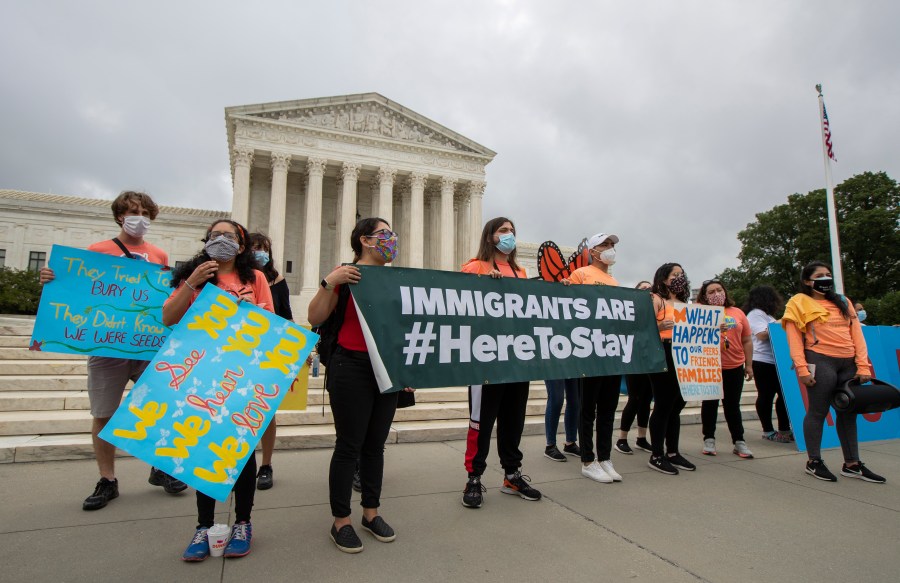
[99, 285, 318, 501]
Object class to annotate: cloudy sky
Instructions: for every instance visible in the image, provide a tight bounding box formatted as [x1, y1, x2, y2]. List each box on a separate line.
[2, 1, 898, 285]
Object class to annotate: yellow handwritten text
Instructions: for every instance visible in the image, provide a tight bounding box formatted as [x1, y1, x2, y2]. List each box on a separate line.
[194, 437, 249, 483]
[62, 256, 105, 281]
[112, 401, 167, 440]
[260, 327, 308, 374]
[187, 294, 238, 339]
[155, 416, 211, 458]
[223, 310, 270, 356]
[51, 302, 87, 327]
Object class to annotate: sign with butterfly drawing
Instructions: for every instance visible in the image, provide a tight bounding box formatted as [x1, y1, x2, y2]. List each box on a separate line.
[99, 285, 318, 501]
[537, 239, 589, 282]
[670, 302, 725, 400]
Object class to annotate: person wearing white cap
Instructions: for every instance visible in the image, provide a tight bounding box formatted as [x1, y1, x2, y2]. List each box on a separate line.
[563, 233, 624, 484]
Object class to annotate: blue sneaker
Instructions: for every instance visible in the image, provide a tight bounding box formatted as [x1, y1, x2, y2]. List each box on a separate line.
[223, 522, 252, 558]
[182, 528, 210, 562]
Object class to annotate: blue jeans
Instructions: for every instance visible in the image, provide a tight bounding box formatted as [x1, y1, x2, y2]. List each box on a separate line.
[544, 378, 580, 446]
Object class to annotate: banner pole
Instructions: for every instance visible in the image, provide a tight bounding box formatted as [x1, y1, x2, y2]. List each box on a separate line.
[816, 83, 844, 294]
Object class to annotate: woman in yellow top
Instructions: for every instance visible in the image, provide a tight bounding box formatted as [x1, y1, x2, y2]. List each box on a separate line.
[783, 261, 885, 484]
[564, 233, 624, 484]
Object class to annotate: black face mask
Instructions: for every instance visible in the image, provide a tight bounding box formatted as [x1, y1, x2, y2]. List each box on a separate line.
[812, 277, 834, 293]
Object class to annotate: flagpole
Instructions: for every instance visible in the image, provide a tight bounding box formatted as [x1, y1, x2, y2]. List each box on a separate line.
[816, 83, 844, 294]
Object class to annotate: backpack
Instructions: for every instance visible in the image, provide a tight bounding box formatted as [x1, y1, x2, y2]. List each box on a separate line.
[315, 284, 351, 367]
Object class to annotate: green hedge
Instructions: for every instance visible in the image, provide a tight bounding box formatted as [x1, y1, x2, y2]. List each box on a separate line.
[0, 268, 42, 315]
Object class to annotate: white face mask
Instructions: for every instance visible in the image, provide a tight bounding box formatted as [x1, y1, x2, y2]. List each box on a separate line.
[593, 248, 616, 266]
[122, 215, 151, 237]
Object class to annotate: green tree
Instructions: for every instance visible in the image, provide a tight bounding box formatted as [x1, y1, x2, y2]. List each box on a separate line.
[0, 268, 43, 314]
[718, 171, 900, 304]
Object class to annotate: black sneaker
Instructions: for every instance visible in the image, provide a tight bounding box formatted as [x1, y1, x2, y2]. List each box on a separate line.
[361, 515, 396, 542]
[805, 458, 837, 482]
[330, 524, 363, 553]
[667, 453, 696, 471]
[256, 465, 274, 490]
[647, 455, 679, 475]
[148, 467, 188, 494]
[462, 475, 486, 508]
[634, 437, 653, 453]
[501, 471, 542, 501]
[352, 467, 362, 493]
[614, 439, 633, 455]
[840, 462, 886, 484]
[562, 442, 581, 457]
[544, 445, 566, 462]
[83, 478, 119, 510]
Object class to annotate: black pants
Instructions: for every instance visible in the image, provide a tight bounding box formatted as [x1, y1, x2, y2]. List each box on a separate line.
[803, 351, 859, 462]
[197, 453, 256, 529]
[465, 382, 530, 476]
[648, 342, 686, 457]
[701, 366, 746, 442]
[620, 374, 652, 432]
[327, 349, 399, 518]
[579, 375, 621, 463]
[752, 360, 791, 432]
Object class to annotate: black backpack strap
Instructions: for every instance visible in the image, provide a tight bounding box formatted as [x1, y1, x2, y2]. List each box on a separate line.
[111, 238, 135, 259]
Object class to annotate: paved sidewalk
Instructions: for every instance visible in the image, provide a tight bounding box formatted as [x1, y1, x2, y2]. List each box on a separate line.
[1, 427, 898, 582]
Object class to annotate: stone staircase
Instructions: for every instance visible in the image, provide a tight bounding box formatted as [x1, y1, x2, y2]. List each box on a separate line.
[0, 317, 759, 463]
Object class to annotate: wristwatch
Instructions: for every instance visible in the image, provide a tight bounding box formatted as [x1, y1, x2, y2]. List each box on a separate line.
[320, 278, 335, 291]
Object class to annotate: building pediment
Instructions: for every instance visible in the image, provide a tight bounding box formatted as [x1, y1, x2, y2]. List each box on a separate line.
[225, 93, 495, 158]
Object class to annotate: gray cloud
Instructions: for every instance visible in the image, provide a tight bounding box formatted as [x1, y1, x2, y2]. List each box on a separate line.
[2, 0, 898, 286]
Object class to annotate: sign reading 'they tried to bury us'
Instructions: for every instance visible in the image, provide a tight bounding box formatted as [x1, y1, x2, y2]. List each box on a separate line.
[30, 245, 174, 359]
[99, 285, 318, 502]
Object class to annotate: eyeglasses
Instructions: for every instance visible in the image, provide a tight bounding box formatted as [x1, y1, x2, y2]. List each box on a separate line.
[702, 279, 721, 286]
[208, 231, 239, 242]
[365, 229, 398, 241]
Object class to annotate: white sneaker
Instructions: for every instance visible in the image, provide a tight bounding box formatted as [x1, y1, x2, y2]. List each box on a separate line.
[702, 438, 717, 456]
[581, 461, 613, 483]
[733, 440, 754, 459]
[599, 460, 622, 482]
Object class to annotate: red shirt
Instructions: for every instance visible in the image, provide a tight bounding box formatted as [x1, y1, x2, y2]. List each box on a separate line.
[336, 287, 367, 352]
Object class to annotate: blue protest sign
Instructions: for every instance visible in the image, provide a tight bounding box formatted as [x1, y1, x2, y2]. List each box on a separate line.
[30, 245, 173, 359]
[99, 284, 318, 501]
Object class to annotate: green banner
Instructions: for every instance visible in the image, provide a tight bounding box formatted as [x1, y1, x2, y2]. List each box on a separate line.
[350, 266, 666, 392]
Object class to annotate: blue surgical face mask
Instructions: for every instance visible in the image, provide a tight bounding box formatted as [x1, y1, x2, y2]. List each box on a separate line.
[495, 233, 516, 255]
[253, 250, 270, 266]
[857, 310, 867, 323]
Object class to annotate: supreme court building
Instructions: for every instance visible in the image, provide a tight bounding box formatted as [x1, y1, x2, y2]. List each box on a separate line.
[225, 93, 497, 315]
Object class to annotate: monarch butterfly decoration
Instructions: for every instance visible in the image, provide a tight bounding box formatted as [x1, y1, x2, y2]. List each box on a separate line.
[536, 239, 590, 282]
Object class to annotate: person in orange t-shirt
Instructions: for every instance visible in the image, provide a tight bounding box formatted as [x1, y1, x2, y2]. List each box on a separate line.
[563, 233, 624, 484]
[38, 191, 186, 511]
[460, 217, 542, 509]
[783, 261, 885, 484]
[164, 219, 273, 561]
[696, 279, 754, 459]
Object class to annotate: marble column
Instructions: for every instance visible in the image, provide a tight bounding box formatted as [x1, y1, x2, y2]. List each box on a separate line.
[408, 172, 427, 268]
[231, 146, 254, 225]
[301, 157, 328, 297]
[333, 173, 344, 267]
[426, 186, 441, 269]
[468, 181, 486, 258]
[267, 151, 292, 273]
[396, 181, 411, 267]
[439, 176, 457, 270]
[456, 190, 471, 264]
[377, 166, 397, 225]
[368, 178, 380, 219]
[337, 162, 360, 264]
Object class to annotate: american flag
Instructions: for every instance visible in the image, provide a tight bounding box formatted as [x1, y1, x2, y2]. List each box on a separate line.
[822, 102, 837, 162]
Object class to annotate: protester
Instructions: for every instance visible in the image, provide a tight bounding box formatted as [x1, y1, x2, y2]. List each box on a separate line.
[308, 217, 401, 553]
[461, 217, 542, 508]
[542, 378, 580, 462]
[248, 232, 294, 491]
[854, 302, 868, 326]
[782, 261, 886, 483]
[744, 285, 792, 442]
[615, 280, 654, 455]
[164, 219, 273, 560]
[38, 191, 187, 511]
[697, 279, 754, 458]
[646, 263, 696, 475]
[563, 233, 624, 483]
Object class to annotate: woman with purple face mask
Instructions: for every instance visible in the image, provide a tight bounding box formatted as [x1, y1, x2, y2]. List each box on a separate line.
[696, 279, 754, 459]
[646, 263, 696, 475]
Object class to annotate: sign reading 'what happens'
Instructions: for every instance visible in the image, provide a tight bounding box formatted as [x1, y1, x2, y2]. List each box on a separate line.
[348, 266, 667, 393]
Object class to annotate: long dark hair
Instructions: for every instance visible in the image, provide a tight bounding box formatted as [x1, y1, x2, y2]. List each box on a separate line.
[170, 219, 257, 289]
[350, 217, 390, 262]
[743, 285, 783, 317]
[697, 279, 735, 308]
[474, 216, 521, 272]
[800, 260, 850, 319]
[651, 263, 690, 302]
[248, 232, 279, 283]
